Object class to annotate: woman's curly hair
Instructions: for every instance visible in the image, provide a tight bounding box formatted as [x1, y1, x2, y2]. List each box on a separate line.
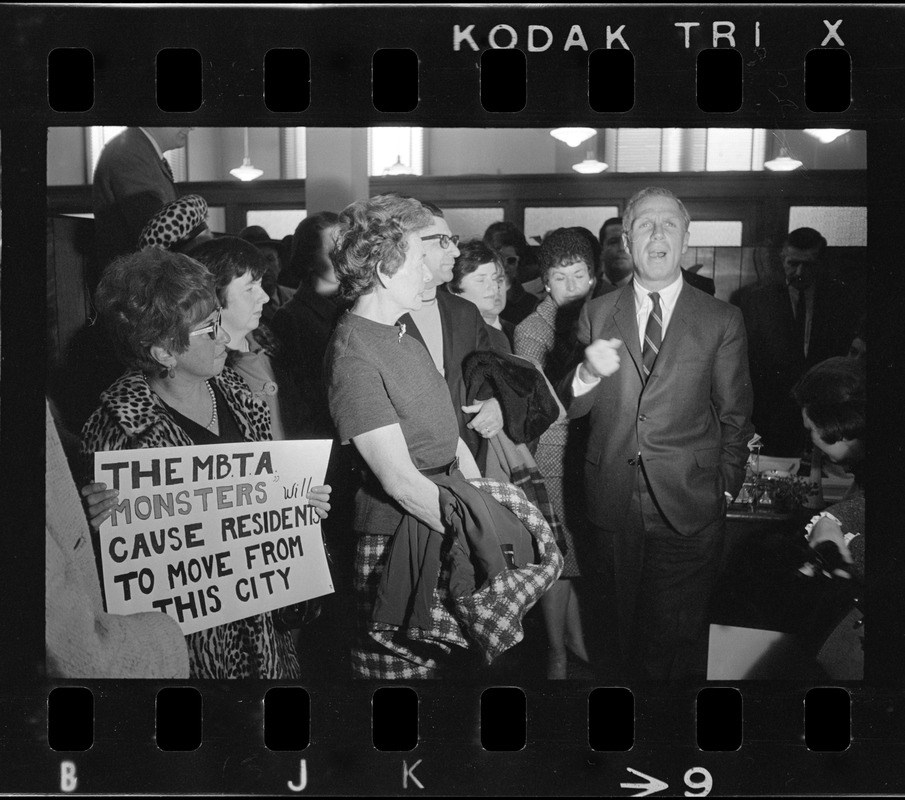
[95, 247, 217, 374]
[331, 194, 434, 302]
[538, 227, 596, 280]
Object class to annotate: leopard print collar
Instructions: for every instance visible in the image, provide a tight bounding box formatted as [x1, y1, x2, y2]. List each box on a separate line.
[97, 367, 270, 441]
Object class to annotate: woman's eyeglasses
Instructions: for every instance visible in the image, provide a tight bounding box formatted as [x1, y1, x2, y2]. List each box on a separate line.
[190, 308, 223, 340]
[420, 233, 460, 249]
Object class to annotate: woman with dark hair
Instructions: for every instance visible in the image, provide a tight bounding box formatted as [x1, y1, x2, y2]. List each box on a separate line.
[270, 212, 346, 440]
[447, 239, 512, 352]
[792, 356, 866, 579]
[514, 227, 596, 678]
[325, 195, 493, 678]
[280, 211, 341, 292]
[483, 221, 540, 325]
[190, 236, 288, 439]
[79, 247, 330, 679]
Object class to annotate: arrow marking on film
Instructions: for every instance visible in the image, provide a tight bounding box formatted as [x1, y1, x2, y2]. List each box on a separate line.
[620, 767, 669, 797]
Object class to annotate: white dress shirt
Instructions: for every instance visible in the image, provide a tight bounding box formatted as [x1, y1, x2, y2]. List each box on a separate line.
[573, 274, 683, 396]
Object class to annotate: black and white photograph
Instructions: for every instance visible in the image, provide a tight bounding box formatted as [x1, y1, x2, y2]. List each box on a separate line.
[2, 2, 903, 796]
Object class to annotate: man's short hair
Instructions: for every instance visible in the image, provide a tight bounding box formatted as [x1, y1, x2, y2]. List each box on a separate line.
[784, 227, 827, 254]
[623, 187, 691, 234]
[599, 217, 623, 242]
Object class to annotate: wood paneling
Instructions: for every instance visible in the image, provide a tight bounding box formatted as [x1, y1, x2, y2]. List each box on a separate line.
[47, 216, 94, 369]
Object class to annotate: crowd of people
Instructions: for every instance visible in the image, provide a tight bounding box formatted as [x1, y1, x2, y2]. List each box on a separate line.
[46, 126, 866, 681]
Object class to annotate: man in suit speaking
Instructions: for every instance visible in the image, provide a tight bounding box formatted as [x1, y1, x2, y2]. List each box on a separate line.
[562, 187, 754, 681]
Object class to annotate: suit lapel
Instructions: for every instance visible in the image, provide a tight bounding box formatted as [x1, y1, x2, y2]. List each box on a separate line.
[613, 285, 643, 384]
[655, 282, 692, 369]
[436, 292, 456, 378]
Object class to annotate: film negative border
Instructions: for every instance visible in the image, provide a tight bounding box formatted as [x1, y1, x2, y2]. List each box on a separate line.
[2, 2, 905, 796]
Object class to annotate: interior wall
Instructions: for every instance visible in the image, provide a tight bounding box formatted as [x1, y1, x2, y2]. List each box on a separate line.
[426, 128, 556, 176]
[48, 128, 88, 185]
[45, 127, 868, 186]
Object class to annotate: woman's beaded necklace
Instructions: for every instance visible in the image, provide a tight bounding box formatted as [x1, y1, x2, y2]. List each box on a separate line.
[205, 380, 218, 431]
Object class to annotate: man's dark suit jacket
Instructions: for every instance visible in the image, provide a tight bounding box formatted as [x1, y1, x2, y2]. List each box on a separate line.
[734, 278, 856, 456]
[399, 290, 493, 462]
[92, 127, 177, 277]
[562, 282, 754, 535]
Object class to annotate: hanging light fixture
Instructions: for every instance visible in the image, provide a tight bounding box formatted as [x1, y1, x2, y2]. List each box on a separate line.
[230, 127, 264, 181]
[572, 158, 608, 174]
[572, 148, 608, 174]
[550, 127, 597, 148]
[382, 153, 413, 176]
[764, 147, 803, 171]
[803, 128, 851, 144]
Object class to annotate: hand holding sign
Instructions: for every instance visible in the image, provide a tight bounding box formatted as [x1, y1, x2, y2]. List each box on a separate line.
[306, 485, 332, 521]
[81, 482, 120, 530]
[95, 440, 335, 635]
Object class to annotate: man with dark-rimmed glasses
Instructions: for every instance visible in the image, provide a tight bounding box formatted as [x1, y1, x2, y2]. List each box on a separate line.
[397, 200, 504, 472]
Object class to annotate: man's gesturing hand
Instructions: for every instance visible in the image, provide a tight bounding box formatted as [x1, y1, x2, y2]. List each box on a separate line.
[579, 338, 623, 382]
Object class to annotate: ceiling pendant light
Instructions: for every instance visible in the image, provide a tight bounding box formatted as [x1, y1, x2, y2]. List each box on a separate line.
[382, 154, 413, 176]
[764, 147, 803, 172]
[230, 127, 264, 181]
[572, 156, 608, 174]
[550, 127, 597, 148]
[803, 128, 851, 144]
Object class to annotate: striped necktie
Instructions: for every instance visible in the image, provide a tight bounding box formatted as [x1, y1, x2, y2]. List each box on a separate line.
[160, 157, 175, 183]
[642, 292, 662, 382]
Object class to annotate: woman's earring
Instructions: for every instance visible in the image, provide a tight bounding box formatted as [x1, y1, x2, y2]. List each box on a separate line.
[167, 365, 176, 379]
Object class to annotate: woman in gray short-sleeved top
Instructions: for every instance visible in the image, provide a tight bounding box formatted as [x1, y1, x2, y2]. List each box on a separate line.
[324, 194, 482, 679]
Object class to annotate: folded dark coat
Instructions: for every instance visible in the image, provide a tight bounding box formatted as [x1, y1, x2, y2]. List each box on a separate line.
[366, 477, 562, 667]
[372, 475, 536, 631]
[462, 350, 560, 445]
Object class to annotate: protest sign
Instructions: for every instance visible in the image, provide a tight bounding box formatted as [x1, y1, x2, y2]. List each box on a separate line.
[95, 440, 333, 635]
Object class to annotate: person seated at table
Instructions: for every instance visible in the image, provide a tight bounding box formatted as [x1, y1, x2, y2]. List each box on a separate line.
[447, 239, 512, 352]
[792, 356, 865, 579]
[79, 247, 330, 679]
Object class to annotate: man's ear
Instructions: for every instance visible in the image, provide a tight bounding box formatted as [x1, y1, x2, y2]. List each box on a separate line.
[622, 232, 631, 252]
[149, 345, 175, 370]
[681, 229, 690, 254]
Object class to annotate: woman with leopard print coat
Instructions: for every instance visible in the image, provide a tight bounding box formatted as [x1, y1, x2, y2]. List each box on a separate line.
[80, 247, 329, 679]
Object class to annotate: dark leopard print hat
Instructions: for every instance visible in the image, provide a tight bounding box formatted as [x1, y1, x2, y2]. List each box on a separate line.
[138, 194, 209, 251]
